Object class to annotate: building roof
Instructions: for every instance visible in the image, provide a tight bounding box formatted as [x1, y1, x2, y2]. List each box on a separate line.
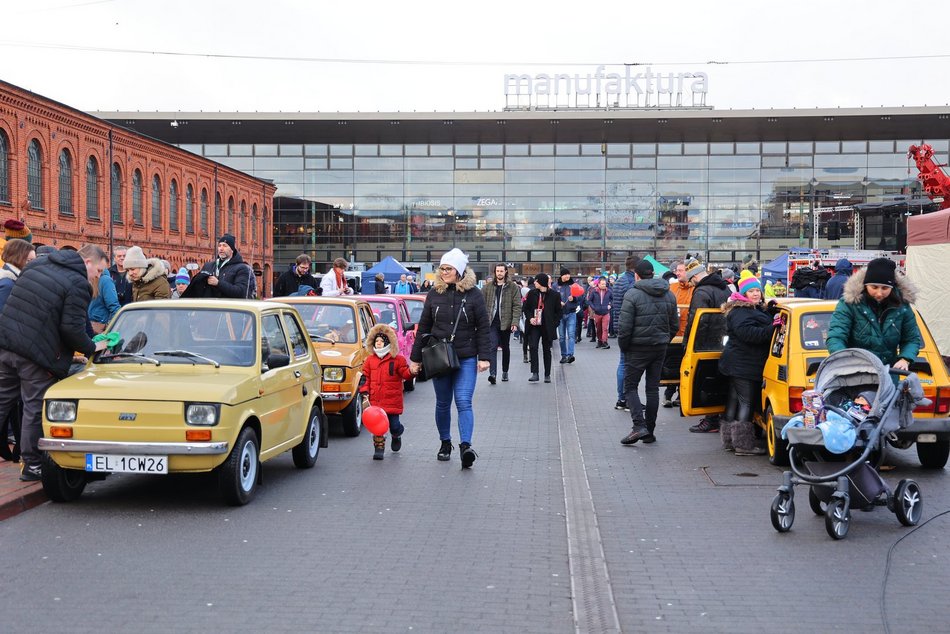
[95, 106, 950, 145]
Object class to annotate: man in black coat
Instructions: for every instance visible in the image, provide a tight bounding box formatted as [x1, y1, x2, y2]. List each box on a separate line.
[618, 260, 678, 445]
[274, 254, 318, 297]
[0, 244, 109, 480]
[522, 273, 563, 383]
[185, 234, 252, 299]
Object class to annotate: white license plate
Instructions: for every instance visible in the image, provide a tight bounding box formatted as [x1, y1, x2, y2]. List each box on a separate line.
[85, 454, 168, 474]
[916, 434, 938, 444]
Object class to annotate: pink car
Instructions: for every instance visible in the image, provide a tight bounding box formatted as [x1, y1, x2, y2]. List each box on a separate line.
[361, 294, 418, 391]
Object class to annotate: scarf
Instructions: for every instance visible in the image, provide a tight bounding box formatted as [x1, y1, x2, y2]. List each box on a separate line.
[215, 257, 231, 277]
[728, 291, 756, 304]
[374, 345, 391, 358]
[335, 268, 348, 292]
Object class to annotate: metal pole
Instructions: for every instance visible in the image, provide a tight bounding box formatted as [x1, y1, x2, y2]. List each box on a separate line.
[212, 166, 218, 259]
[108, 128, 114, 260]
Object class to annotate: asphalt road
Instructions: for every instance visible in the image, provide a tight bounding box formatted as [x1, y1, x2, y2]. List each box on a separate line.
[3, 340, 949, 633]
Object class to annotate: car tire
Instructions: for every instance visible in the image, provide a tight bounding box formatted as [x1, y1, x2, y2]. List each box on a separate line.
[339, 393, 363, 437]
[766, 405, 790, 467]
[916, 439, 950, 469]
[41, 453, 87, 503]
[292, 405, 324, 469]
[219, 426, 259, 506]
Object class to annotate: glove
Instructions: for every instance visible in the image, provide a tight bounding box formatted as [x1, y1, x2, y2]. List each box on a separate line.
[772, 314, 784, 326]
[766, 300, 780, 316]
[92, 331, 123, 350]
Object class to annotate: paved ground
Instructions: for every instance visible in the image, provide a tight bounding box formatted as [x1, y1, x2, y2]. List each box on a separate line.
[2, 338, 949, 633]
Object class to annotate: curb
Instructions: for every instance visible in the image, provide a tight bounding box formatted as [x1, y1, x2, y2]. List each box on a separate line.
[0, 486, 47, 522]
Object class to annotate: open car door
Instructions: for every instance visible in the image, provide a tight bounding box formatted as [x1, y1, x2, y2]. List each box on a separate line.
[679, 308, 728, 416]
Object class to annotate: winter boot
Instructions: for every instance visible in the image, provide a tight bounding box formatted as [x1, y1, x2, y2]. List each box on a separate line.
[720, 420, 736, 451]
[373, 435, 386, 460]
[437, 439, 453, 461]
[732, 421, 766, 456]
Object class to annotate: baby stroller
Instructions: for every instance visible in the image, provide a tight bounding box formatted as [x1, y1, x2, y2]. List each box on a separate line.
[769, 348, 929, 540]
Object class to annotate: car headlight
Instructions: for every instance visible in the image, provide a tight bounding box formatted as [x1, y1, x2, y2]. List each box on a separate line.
[46, 400, 77, 422]
[323, 366, 345, 382]
[185, 403, 220, 426]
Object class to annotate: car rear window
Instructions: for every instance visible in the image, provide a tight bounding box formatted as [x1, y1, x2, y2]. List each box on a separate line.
[800, 312, 833, 350]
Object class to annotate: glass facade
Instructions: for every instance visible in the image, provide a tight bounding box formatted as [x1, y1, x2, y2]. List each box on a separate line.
[184, 137, 948, 275]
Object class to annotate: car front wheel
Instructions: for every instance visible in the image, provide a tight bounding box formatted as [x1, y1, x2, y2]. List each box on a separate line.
[339, 394, 362, 437]
[292, 405, 325, 468]
[219, 427, 259, 506]
[41, 453, 87, 502]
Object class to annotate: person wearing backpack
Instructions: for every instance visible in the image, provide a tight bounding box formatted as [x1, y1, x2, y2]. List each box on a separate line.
[184, 234, 253, 299]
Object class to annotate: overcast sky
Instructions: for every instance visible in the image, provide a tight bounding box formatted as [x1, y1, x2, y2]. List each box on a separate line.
[3, 0, 949, 114]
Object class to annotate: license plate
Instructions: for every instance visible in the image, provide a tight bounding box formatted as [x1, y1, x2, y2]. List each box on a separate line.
[916, 434, 937, 444]
[85, 454, 168, 474]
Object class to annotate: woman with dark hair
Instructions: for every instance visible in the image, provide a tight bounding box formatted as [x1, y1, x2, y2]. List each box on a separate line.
[0, 239, 35, 311]
[409, 248, 491, 467]
[522, 273, 563, 383]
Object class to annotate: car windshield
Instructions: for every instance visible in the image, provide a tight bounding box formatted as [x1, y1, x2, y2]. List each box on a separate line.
[368, 301, 397, 327]
[292, 304, 358, 344]
[98, 308, 257, 366]
[800, 312, 833, 350]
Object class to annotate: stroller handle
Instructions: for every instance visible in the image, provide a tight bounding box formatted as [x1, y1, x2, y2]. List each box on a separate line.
[889, 367, 910, 376]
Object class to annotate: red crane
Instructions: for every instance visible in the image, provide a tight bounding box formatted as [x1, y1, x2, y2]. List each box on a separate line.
[908, 143, 950, 210]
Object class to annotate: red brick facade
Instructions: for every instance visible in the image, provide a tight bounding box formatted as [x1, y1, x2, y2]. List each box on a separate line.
[0, 80, 276, 295]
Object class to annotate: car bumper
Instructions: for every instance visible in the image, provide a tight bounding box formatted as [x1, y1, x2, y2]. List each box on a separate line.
[321, 391, 353, 402]
[38, 438, 229, 455]
[896, 418, 950, 439]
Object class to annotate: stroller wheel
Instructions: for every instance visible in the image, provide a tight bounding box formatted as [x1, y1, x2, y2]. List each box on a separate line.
[770, 492, 795, 533]
[894, 479, 922, 527]
[825, 498, 851, 540]
[808, 487, 825, 516]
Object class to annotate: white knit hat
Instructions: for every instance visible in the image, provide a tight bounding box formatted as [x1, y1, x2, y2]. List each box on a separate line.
[124, 245, 148, 269]
[439, 248, 468, 275]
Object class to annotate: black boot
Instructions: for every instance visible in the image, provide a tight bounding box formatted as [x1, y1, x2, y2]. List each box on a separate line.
[460, 442, 477, 469]
[437, 439, 452, 461]
[373, 435, 386, 460]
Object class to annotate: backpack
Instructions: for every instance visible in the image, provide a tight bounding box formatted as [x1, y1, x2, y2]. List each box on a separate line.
[243, 264, 258, 299]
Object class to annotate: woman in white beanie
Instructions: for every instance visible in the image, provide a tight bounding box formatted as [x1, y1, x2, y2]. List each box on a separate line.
[408, 248, 491, 468]
[125, 246, 170, 302]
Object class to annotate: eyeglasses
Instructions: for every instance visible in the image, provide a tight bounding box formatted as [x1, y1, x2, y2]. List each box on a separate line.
[438, 266, 455, 273]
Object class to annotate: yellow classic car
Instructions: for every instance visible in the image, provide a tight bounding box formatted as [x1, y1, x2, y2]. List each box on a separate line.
[680, 298, 950, 468]
[267, 296, 375, 436]
[38, 299, 327, 506]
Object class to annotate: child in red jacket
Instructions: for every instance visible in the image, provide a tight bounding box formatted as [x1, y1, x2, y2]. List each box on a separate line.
[360, 324, 413, 460]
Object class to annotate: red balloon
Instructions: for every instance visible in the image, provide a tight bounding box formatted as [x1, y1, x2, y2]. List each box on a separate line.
[570, 283, 585, 298]
[362, 405, 389, 436]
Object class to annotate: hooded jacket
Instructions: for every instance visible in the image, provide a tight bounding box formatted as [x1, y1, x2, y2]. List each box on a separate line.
[188, 251, 251, 299]
[360, 323, 412, 414]
[790, 265, 830, 298]
[481, 275, 522, 331]
[826, 268, 921, 366]
[129, 258, 171, 302]
[617, 278, 678, 351]
[610, 270, 636, 328]
[821, 258, 852, 300]
[0, 249, 96, 378]
[683, 273, 730, 343]
[718, 298, 776, 380]
[409, 267, 492, 363]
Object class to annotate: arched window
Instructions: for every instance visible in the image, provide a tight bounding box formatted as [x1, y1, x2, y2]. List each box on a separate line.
[200, 188, 209, 234]
[0, 130, 10, 203]
[214, 192, 222, 236]
[110, 163, 122, 224]
[169, 179, 179, 231]
[85, 157, 99, 219]
[240, 200, 247, 243]
[251, 203, 258, 243]
[262, 212, 268, 249]
[185, 184, 195, 234]
[132, 169, 143, 225]
[58, 149, 74, 215]
[228, 196, 235, 235]
[151, 175, 162, 229]
[27, 140, 43, 209]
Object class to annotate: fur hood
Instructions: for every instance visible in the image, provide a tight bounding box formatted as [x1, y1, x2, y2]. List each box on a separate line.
[721, 297, 762, 316]
[364, 323, 399, 355]
[841, 267, 917, 305]
[433, 266, 477, 293]
[0, 263, 20, 282]
[128, 258, 168, 286]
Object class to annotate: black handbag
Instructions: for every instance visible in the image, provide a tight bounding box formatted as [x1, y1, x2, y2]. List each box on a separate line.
[420, 298, 466, 379]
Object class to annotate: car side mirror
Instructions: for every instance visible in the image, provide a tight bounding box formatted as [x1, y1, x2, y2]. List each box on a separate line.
[265, 353, 290, 370]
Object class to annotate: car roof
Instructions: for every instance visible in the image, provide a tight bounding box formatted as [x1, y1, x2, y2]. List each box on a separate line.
[775, 298, 838, 311]
[123, 299, 277, 313]
[360, 294, 406, 304]
[267, 296, 368, 306]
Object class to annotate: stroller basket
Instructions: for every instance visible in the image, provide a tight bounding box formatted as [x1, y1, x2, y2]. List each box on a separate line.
[802, 461, 887, 508]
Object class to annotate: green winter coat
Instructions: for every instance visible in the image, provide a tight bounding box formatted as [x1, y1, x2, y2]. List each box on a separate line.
[481, 277, 522, 331]
[826, 267, 921, 366]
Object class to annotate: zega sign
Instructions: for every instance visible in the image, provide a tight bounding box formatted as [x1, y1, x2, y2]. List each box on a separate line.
[504, 65, 708, 110]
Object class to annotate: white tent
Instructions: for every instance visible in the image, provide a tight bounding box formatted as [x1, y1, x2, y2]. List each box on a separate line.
[905, 209, 950, 354]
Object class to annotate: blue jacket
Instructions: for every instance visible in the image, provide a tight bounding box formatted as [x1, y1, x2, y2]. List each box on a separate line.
[588, 288, 612, 316]
[554, 277, 580, 316]
[822, 259, 852, 300]
[610, 271, 636, 327]
[88, 273, 121, 324]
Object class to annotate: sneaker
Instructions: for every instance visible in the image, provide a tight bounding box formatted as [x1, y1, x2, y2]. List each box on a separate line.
[488, 374, 496, 385]
[523, 355, 530, 364]
[601, 344, 610, 350]
[437, 440, 452, 461]
[620, 427, 650, 445]
[501, 372, 508, 382]
[391, 434, 402, 452]
[662, 399, 674, 408]
[19, 462, 41, 482]
[595, 342, 604, 349]
[734, 446, 767, 456]
[642, 433, 657, 444]
[614, 400, 629, 411]
[559, 357, 568, 364]
[544, 375, 551, 383]
[689, 417, 720, 433]
[567, 356, 575, 364]
[529, 373, 539, 382]
[460, 442, 477, 468]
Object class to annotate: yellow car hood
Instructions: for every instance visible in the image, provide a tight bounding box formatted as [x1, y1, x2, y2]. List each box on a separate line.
[46, 366, 257, 404]
[314, 345, 363, 368]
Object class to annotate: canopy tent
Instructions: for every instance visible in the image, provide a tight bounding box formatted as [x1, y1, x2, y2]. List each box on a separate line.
[761, 254, 788, 281]
[641, 255, 669, 276]
[361, 256, 412, 293]
[906, 208, 950, 353]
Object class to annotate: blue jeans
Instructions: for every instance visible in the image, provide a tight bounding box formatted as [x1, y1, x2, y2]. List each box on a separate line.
[558, 312, 576, 357]
[431, 355, 477, 444]
[387, 413, 404, 437]
[616, 355, 625, 402]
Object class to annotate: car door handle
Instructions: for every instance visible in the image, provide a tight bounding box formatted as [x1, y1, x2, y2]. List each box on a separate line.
[294, 370, 301, 378]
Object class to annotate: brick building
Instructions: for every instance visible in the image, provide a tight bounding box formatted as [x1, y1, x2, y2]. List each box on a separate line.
[0, 80, 276, 295]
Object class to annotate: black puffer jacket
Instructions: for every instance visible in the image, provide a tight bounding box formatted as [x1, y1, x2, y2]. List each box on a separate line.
[683, 273, 730, 343]
[617, 278, 678, 351]
[186, 251, 252, 299]
[410, 267, 491, 362]
[0, 250, 96, 378]
[718, 299, 776, 380]
[522, 287, 563, 341]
